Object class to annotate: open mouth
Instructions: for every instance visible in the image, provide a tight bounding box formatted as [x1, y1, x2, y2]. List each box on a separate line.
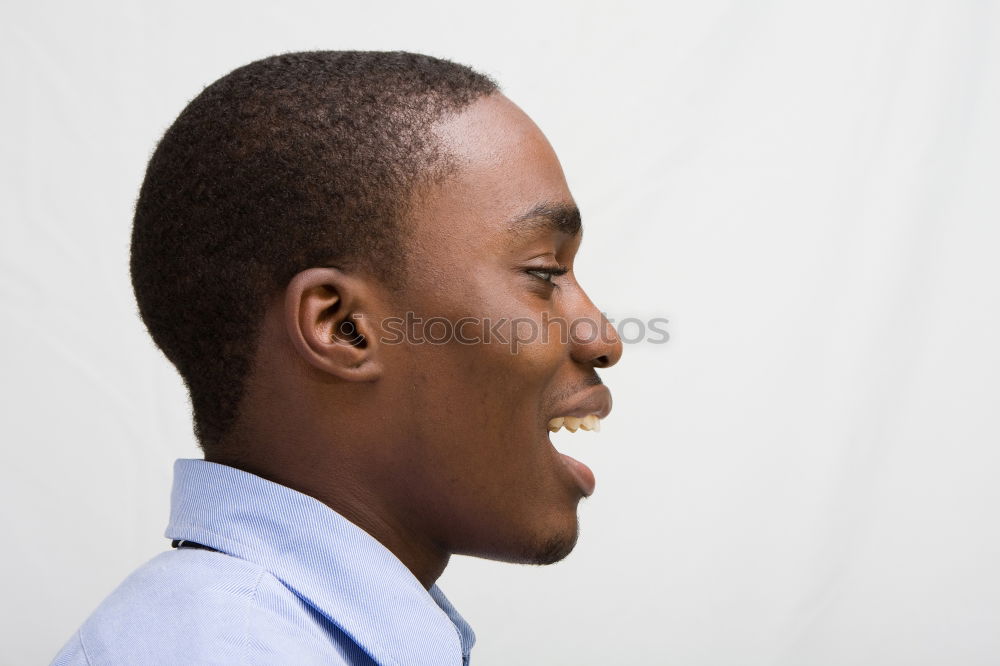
[543, 384, 612, 498]
[545, 413, 606, 498]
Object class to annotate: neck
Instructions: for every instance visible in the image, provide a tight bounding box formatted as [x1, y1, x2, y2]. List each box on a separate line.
[207, 440, 450, 590]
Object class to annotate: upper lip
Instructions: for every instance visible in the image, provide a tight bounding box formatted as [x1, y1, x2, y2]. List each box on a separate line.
[548, 384, 613, 422]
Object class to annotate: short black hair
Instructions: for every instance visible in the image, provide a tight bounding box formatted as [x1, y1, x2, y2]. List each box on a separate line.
[130, 51, 498, 450]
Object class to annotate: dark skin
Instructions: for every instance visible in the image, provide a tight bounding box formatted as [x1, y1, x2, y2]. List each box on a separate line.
[210, 92, 623, 590]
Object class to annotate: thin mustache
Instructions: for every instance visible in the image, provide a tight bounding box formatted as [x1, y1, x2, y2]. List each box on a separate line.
[555, 373, 603, 402]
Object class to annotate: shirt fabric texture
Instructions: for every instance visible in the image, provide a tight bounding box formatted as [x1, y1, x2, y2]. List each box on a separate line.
[52, 458, 476, 665]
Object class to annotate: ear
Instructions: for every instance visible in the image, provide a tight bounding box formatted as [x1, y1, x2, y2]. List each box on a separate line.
[284, 267, 383, 382]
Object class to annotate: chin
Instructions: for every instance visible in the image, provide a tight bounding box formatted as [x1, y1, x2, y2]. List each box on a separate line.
[461, 496, 583, 565]
[527, 530, 579, 565]
[502, 511, 581, 566]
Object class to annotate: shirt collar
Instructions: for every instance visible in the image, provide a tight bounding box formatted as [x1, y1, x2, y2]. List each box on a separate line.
[165, 458, 475, 666]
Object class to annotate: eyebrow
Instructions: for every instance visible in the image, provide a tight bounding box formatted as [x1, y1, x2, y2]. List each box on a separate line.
[505, 201, 582, 237]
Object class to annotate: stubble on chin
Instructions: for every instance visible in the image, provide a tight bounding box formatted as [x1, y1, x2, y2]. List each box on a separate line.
[523, 521, 580, 566]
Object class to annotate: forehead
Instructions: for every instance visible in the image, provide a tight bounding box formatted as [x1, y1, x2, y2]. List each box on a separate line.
[408, 94, 576, 252]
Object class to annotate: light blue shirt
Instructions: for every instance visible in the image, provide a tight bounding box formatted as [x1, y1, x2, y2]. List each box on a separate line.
[52, 459, 476, 665]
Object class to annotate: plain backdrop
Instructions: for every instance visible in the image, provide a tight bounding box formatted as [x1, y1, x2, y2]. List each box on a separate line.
[3, 1, 999, 664]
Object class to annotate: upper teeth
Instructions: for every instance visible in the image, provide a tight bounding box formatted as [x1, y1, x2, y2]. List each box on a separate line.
[548, 415, 602, 433]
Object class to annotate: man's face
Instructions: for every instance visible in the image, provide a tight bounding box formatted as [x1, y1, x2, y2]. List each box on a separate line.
[376, 93, 622, 565]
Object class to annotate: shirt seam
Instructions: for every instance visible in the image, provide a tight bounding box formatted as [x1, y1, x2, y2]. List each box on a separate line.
[242, 567, 267, 665]
[168, 522, 247, 551]
[77, 628, 94, 666]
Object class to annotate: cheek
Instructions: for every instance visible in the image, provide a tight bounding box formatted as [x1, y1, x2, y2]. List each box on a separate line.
[434, 336, 551, 418]
[420, 341, 557, 503]
[402, 326, 557, 462]
[388, 317, 577, 545]
[390, 276, 564, 447]
[401, 288, 562, 393]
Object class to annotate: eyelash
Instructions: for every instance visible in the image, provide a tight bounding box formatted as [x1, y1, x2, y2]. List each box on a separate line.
[526, 265, 569, 285]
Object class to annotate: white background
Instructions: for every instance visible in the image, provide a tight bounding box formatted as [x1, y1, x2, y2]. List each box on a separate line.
[3, 1, 999, 664]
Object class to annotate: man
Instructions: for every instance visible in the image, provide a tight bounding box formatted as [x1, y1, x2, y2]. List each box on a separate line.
[54, 50, 622, 665]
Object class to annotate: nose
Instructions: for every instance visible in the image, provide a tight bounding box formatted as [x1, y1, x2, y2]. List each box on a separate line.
[569, 302, 623, 369]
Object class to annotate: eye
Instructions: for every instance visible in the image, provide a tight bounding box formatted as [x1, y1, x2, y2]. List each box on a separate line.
[526, 265, 569, 284]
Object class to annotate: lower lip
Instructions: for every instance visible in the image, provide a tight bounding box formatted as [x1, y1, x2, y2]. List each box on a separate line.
[558, 452, 596, 497]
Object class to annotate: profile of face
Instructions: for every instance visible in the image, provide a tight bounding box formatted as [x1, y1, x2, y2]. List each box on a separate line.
[370, 94, 623, 565]
[274, 92, 623, 572]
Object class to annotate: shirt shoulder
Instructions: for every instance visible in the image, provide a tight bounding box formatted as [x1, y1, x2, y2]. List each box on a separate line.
[52, 549, 376, 666]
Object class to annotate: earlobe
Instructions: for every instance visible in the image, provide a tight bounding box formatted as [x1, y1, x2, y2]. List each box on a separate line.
[284, 267, 383, 382]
